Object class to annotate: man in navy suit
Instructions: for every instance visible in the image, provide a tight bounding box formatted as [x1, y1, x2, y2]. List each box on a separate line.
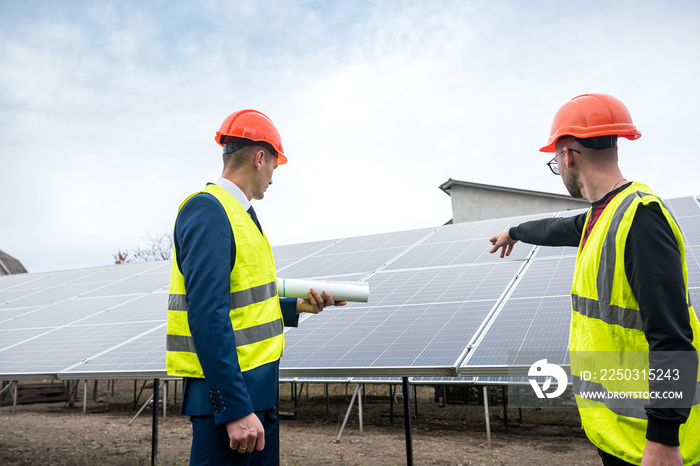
[166, 109, 345, 465]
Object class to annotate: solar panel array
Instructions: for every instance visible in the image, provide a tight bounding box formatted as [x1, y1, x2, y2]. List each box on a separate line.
[1, 195, 698, 383]
[278, 213, 550, 377]
[0, 262, 169, 379]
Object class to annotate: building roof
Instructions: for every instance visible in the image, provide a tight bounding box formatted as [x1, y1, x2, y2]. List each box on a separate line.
[0, 249, 28, 275]
[439, 178, 589, 204]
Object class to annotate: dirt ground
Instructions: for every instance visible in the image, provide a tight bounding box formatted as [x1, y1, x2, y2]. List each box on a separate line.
[0, 380, 602, 465]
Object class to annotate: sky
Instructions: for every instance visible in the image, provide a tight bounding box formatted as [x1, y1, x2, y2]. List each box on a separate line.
[1, 0, 699, 273]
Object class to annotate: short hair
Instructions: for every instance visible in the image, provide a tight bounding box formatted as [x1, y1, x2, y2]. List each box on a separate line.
[223, 144, 273, 169]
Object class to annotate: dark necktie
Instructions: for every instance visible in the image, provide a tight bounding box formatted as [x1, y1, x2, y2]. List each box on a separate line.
[247, 206, 263, 234]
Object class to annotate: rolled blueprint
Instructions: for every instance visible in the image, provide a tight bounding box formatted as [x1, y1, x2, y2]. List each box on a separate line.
[277, 277, 369, 303]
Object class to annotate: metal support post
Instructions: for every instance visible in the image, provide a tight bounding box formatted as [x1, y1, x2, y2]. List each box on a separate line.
[12, 381, 18, 414]
[413, 385, 418, 418]
[389, 385, 395, 423]
[152, 378, 159, 466]
[483, 386, 492, 448]
[358, 384, 363, 433]
[402, 377, 413, 466]
[502, 385, 508, 430]
[83, 380, 88, 414]
[334, 384, 361, 443]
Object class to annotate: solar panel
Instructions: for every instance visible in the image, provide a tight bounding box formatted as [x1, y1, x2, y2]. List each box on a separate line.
[280, 261, 522, 377]
[0, 296, 132, 330]
[0, 320, 163, 379]
[276, 228, 435, 278]
[61, 324, 166, 379]
[460, 255, 574, 376]
[385, 213, 553, 270]
[667, 196, 700, 245]
[0, 273, 48, 291]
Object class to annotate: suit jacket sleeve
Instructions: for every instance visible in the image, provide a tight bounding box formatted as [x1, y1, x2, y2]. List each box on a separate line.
[175, 193, 254, 425]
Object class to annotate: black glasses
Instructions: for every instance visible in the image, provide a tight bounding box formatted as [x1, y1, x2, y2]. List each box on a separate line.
[547, 148, 580, 175]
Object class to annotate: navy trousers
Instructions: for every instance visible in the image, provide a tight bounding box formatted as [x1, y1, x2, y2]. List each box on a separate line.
[597, 449, 635, 466]
[190, 407, 278, 465]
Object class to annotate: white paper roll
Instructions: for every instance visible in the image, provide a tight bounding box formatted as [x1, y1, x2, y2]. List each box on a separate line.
[276, 277, 369, 303]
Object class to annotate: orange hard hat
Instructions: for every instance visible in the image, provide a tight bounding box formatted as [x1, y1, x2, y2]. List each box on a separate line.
[215, 109, 287, 164]
[540, 93, 641, 153]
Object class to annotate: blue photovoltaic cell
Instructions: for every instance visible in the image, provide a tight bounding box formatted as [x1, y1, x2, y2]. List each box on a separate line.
[0, 320, 163, 377]
[278, 247, 406, 278]
[667, 196, 700, 218]
[281, 261, 522, 375]
[0, 273, 46, 291]
[0, 327, 59, 351]
[276, 228, 434, 278]
[0, 283, 105, 310]
[687, 245, 700, 290]
[385, 213, 554, 270]
[76, 293, 168, 325]
[461, 256, 575, 372]
[0, 296, 132, 330]
[61, 324, 166, 377]
[273, 239, 339, 262]
[507, 256, 575, 299]
[667, 196, 700, 245]
[79, 270, 170, 298]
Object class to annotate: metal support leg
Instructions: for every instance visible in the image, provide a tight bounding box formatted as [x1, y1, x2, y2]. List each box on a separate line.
[134, 380, 148, 410]
[152, 378, 159, 466]
[483, 386, 492, 448]
[83, 380, 88, 415]
[402, 377, 413, 466]
[413, 385, 418, 418]
[12, 381, 18, 414]
[334, 384, 361, 443]
[358, 384, 363, 433]
[389, 385, 395, 423]
[502, 385, 508, 431]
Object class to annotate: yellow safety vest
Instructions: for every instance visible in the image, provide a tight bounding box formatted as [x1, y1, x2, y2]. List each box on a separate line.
[570, 182, 700, 465]
[166, 184, 284, 377]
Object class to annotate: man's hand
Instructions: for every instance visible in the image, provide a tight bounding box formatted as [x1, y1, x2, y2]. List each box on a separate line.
[489, 230, 518, 258]
[226, 412, 265, 454]
[297, 288, 347, 314]
[640, 441, 683, 466]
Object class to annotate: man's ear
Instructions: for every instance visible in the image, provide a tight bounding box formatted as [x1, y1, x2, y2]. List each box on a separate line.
[564, 147, 576, 168]
[254, 149, 265, 170]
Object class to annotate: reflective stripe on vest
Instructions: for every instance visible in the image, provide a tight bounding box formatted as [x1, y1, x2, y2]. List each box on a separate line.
[165, 184, 284, 378]
[166, 318, 283, 352]
[569, 182, 700, 464]
[168, 281, 277, 312]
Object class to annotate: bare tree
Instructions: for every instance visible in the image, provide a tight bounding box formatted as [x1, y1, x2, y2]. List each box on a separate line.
[114, 232, 173, 264]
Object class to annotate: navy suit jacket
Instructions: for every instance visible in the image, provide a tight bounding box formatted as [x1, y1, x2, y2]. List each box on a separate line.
[174, 191, 298, 425]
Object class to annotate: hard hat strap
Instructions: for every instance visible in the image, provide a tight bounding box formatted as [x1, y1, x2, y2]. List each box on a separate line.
[575, 136, 618, 150]
[223, 141, 251, 154]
